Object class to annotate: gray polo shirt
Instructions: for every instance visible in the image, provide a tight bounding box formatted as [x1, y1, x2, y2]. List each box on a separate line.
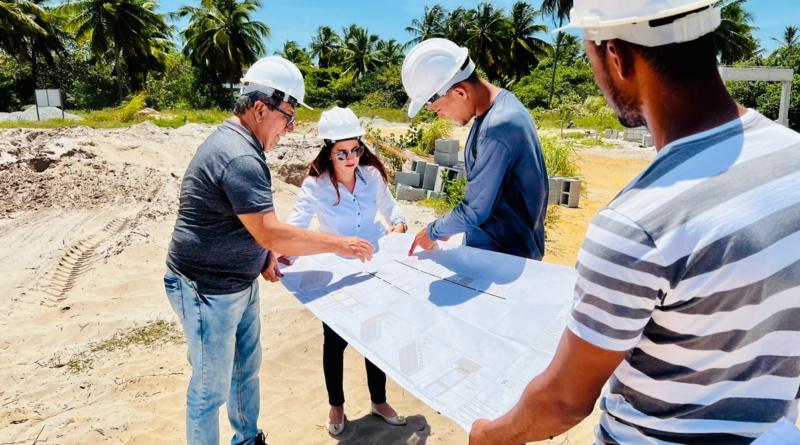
[167, 119, 274, 294]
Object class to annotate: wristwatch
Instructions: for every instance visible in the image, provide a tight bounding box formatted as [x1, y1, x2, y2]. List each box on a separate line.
[398, 221, 408, 232]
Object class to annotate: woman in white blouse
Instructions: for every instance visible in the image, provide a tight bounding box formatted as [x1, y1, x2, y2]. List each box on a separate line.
[284, 107, 408, 436]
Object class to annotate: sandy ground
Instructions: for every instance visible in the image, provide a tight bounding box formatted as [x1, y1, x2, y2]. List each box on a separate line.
[0, 120, 655, 444]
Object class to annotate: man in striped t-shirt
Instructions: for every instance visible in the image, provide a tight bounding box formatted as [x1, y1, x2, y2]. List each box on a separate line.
[469, 1, 800, 444]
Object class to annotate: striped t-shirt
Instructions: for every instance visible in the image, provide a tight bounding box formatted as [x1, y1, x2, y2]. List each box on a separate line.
[567, 110, 800, 445]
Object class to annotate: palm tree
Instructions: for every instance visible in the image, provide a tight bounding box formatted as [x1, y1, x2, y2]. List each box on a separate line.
[772, 25, 799, 61]
[1, 0, 65, 85]
[715, 0, 758, 65]
[339, 24, 381, 78]
[309, 25, 340, 68]
[125, 25, 176, 91]
[465, 2, 508, 82]
[445, 6, 471, 47]
[505, 2, 551, 84]
[541, 0, 572, 108]
[177, 0, 269, 107]
[405, 4, 447, 49]
[274, 40, 311, 66]
[376, 39, 404, 67]
[57, 0, 171, 102]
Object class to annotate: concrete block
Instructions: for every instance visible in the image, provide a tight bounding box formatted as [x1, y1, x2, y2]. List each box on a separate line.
[434, 150, 459, 167]
[458, 150, 465, 163]
[548, 177, 563, 205]
[642, 134, 654, 147]
[396, 184, 425, 201]
[414, 161, 427, 176]
[433, 166, 462, 193]
[604, 129, 612, 139]
[422, 163, 439, 191]
[611, 129, 620, 139]
[559, 178, 581, 208]
[435, 138, 460, 154]
[623, 126, 648, 142]
[394, 171, 421, 188]
[426, 190, 446, 200]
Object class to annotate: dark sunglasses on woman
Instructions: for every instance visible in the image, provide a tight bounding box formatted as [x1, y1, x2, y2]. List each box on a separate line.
[333, 145, 365, 161]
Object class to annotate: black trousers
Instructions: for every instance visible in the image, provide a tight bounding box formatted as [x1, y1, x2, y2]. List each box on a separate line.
[322, 323, 386, 406]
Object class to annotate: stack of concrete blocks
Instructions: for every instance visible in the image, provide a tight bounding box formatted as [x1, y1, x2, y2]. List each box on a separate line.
[623, 126, 654, 147]
[547, 176, 581, 208]
[548, 177, 564, 205]
[393, 139, 467, 201]
[434, 139, 460, 167]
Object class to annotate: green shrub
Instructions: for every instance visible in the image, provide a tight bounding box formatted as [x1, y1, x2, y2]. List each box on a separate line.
[118, 92, 147, 122]
[541, 135, 580, 178]
[416, 118, 453, 155]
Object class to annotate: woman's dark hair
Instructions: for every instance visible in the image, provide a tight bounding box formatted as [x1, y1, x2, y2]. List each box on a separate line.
[308, 138, 389, 206]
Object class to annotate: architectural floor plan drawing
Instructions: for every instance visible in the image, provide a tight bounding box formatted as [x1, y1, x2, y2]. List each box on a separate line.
[279, 233, 577, 431]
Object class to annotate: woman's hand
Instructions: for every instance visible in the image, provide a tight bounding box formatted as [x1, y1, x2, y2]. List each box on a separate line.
[261, 250, 284, 282]
[386, 222, 406, 234]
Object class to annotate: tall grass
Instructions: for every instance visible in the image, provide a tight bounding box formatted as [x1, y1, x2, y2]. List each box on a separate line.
[416, 118, 453, 155]
[541, 135, 580, 178]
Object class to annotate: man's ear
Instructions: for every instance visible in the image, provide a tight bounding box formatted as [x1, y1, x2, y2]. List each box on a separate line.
[452, 84, 468, 100]
[605, 39, 636, 81]
[253, 100, 265, 120]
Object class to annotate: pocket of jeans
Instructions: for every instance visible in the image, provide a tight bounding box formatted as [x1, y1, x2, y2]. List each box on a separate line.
[164, 274, 185, 321]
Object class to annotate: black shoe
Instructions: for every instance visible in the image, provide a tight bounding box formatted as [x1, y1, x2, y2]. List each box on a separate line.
[254, 432, 268, 445]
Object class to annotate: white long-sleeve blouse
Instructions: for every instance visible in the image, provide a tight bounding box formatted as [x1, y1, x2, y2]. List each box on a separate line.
[285, 166, 407, 246]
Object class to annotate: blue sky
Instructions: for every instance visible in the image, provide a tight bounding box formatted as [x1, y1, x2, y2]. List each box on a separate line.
[158, 0, 799, 55]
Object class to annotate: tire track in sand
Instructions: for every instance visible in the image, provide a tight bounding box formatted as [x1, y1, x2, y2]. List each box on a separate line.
[45, 217, 131, 301]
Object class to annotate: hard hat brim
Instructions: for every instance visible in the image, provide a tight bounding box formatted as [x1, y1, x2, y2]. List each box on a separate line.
[408, 101, 424, 119]
[554, 0, 718, 33]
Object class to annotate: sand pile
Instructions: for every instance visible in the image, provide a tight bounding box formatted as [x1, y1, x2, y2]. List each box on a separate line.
[0, 118, 665, 445]
[0, 105, 83, 122]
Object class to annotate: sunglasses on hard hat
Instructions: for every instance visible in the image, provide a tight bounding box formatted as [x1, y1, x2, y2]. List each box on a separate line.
[332, 145, 365, 161]
[242, 79, 301, 108]
[426, 86, 453, 106]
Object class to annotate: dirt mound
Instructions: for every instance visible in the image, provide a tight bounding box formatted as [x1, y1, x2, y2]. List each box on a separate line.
[135, 108, 176, 121]
[0, 156, 167, 215]
[265, 134, 321, 186]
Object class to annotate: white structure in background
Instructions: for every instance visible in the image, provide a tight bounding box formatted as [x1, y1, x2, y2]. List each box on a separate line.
[34, 89, 64, 120]
[718, 67, 794, 128]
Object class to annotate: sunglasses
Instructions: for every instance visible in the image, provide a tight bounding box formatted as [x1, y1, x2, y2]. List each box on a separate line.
[268, 104, 295, 128]
[332, 145, 365, 161]
[426, 86, 453, 106]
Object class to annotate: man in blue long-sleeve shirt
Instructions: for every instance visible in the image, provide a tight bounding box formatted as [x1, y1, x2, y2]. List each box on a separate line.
[402, 38, 549, 260]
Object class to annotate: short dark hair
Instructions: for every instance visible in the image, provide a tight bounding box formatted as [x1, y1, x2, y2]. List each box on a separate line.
[234, 91, 280, 116]
[597, 33, 718, 83]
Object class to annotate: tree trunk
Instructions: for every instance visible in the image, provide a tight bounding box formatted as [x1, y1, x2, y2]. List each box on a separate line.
[547, 17, 564, 109]
[115, 47, 124, 103]
[230, 77, 235, 111]
[548, 18, 564, 109]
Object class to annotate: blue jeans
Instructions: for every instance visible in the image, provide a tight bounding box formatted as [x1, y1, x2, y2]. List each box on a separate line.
[165, 270, 263, 445]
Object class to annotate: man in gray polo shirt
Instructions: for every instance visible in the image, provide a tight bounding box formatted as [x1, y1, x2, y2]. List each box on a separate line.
[165, 56, 374, 445]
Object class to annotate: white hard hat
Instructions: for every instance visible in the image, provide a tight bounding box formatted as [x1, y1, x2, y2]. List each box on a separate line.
[401, 38, 476, 118]
[555, 0, 721, 47]
[317, 107, 365, 141]
[240, 56, 313, 109]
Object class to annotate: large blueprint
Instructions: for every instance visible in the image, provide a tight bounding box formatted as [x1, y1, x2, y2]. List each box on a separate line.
[279, 233, 577, 431]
